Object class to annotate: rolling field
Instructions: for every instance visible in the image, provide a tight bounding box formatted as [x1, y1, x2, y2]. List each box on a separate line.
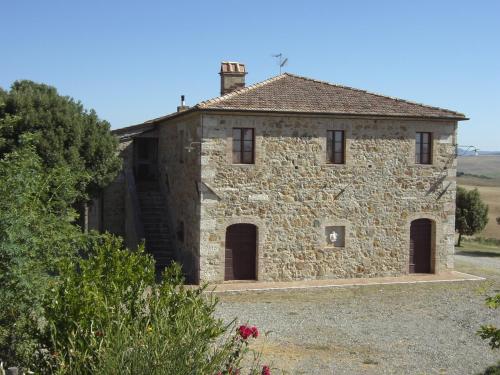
[458, 155, 500, 178]
[457, 155, 500, 240]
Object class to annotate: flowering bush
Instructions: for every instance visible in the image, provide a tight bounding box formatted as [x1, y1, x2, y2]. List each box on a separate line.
[35, 235, 274, 375]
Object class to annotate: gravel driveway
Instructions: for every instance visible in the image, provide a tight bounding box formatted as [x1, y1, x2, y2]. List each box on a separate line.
[215, 253, 500, 374]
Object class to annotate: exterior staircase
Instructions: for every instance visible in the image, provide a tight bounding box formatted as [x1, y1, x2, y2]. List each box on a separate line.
[136, 181, 175, 274]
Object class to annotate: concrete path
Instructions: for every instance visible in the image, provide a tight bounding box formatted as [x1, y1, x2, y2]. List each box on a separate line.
[208, 270, 484, 293]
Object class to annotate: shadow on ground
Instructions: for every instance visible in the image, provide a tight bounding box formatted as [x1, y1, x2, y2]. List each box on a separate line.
[456, 250, 500, 258]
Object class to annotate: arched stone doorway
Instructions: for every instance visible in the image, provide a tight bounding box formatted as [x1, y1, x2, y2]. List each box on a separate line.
[409, 219, 433, 273]
[225, 224, 257, 281]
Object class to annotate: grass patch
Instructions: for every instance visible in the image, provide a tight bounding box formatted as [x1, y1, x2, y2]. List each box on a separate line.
[459, 238, 500, 252]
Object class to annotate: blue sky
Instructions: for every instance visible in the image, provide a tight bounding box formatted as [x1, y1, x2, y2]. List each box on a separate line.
[2, 0, 499, 150]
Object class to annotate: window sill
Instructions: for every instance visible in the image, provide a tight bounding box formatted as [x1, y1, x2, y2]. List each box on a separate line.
[413, 163, 435, 168]
[231, 163, 256, 167]
[324, 163, 347, 168]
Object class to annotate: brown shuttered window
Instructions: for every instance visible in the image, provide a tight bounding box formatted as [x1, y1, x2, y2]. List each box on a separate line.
[327, 130, 345, 164]
[416, 132, 432, 164]
[232, 128, 254, 164]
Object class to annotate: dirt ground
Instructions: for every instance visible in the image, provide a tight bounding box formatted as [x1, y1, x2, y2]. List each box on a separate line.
[215, 244, 500, 374]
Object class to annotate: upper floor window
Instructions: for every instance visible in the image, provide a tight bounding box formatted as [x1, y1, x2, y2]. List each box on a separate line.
[416, 132, 432, 164]
[232, 128, 254, 164]
[327, 130, 345, 164]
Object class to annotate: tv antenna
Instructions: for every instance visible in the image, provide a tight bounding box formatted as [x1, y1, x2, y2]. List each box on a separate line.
[272, 53, 288, 74]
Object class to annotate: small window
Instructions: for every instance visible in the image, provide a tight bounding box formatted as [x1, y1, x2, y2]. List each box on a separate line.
[327, 130, 345, 164]
[416, 132, 432, 164]
[232, 128, 254, 164]
[325, 225, 346, 247]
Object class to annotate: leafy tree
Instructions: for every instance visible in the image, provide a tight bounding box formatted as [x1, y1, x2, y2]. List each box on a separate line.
[0, 140, 91, 367]
[455, 186, 489, 246]
[0, 80, 121, 199]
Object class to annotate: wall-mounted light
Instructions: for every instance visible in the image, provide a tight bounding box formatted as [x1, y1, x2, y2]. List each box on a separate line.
[185, 141, 204, 153]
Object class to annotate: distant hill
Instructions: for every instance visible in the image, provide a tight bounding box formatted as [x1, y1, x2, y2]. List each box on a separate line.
[458, 147, 500, 156]
[458, 155, 500, 179]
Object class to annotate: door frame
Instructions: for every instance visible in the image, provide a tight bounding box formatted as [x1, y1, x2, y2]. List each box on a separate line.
[219, 217, 265, 282]
[224, 223, 258, 281]
[407, 215, 437, 274]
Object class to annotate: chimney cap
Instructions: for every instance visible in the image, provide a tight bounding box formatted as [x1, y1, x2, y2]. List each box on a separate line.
[220, 61, 247, 74]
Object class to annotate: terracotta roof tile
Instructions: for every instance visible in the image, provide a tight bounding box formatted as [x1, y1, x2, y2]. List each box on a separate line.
[196, 73, 466, 120]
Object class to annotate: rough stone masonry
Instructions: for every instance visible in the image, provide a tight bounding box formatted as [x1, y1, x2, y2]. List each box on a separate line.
[199, 114, 457, 282]
[101, 63, 466, 284]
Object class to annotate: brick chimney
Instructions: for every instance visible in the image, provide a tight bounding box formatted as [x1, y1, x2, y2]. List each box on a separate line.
[219, 61, 246, 96]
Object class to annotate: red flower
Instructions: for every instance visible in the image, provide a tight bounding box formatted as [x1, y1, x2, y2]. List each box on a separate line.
[237, 324, 260, 340]
[94, 330, 104, 337]
[238, 325, 253, 339]
[250, 326, 259, 338]
[262, 365, 271, 375]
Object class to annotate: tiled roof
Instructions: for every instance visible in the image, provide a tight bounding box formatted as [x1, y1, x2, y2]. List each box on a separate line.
[196, 73, 466, 120]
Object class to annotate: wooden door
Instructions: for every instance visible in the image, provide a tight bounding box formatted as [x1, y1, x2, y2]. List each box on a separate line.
[225, 224, 257, 281]
[409, 219, 432, 273]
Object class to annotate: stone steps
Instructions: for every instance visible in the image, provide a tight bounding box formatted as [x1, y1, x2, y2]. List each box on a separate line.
[136, 181, 175, 273]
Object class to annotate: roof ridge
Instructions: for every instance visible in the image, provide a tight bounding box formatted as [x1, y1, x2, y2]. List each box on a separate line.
[196, 73, 288, 108]
[284, 73, 465, 117]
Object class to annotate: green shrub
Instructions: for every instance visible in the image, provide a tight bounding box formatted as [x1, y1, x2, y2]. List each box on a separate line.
[38, 235, 271, 375]
[0, 141, 89, 367]
[479, 295, 500, 350]
[456, 187, 489, 246]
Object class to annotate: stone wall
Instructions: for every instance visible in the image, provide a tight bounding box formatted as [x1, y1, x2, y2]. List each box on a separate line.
[199, 113, 457, 282]
[157, 113, 201, 282]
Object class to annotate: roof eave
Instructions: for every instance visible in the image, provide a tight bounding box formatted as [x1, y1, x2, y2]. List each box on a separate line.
[112, 107, 199, 139]
[198, 107, 468, 121]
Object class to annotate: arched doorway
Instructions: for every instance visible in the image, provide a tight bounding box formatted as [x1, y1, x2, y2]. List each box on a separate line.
[409, 219, 433, 273]
[225, 224, 257, 281]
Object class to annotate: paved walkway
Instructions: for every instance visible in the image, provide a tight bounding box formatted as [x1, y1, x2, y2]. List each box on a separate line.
[207, 271, 484, 293]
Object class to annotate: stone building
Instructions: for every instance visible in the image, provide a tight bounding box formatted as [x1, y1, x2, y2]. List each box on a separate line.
[90, 62, 468, 284]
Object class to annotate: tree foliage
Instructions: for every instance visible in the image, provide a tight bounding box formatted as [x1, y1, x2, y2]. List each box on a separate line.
[0, 80, 121, 199]
[455, 186, 489, 246]
[0, 141, 90, 366]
